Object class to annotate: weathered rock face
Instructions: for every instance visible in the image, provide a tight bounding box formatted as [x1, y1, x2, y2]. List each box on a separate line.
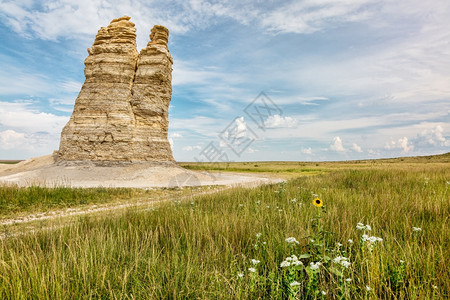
[58, 16, 174, 163]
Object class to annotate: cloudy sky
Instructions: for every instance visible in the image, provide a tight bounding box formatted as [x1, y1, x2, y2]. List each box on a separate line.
[0, 0, 449, 161]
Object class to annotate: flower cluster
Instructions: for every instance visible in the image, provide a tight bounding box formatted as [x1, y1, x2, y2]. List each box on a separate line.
[356, 222, 372, 231]
[412, 226, 422, 232]
[285, 237, 300, 244]
[309, 261, 322, 271]
[280, 255, 303, 268]
[361, 234, 383, 250]
[333, 256, 351, 268]
[290, 281, 300, 287]
[361, 234, 383, 243]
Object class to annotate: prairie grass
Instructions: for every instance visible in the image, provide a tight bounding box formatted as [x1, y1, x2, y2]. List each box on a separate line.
[0, 185, 149, 217]
[0, 159, 449, 299]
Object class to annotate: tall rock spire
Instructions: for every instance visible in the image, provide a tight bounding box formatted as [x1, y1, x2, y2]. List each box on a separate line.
[58, 16, 174, 163]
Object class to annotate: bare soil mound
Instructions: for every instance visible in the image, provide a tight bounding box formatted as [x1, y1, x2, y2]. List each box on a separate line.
[0, 154, 280, 188]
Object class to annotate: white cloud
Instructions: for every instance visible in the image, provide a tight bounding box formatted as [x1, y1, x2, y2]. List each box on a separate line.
[172, 60, 221, 86]
[260, 0, 377, 34]
[0, 101, 69, 158]
[330, 136, 346, 152]
[182, 145, 201, 151]
[246, 147, 258, 154]
[170, 132, 183, 138]
[297, 96, 329, 106]
[223, 117, 248, 139]
[385, 137, 414, 153]
[398, 137, 413, 153]
[0, 101, 69, 133]
[0, 0, 259, 49]
[368, 149, 380, 156]
[0, 0, 190, 48]
[265, 115, 297, 129]
[351, 143, 363, 153]
[414, 125, 450, 147]
[60, 80, 82, 93]
[301, 147, 313, 154]
[0, 129, 26, 149]
[170, 116, 224, 138]
[0, 65, 51, 95]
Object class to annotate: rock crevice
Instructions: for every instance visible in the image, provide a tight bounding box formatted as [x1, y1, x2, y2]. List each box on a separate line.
[58, 16, 174, 163]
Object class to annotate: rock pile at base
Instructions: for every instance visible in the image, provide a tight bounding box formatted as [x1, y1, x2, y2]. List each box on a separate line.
[58, 16, 174, 163]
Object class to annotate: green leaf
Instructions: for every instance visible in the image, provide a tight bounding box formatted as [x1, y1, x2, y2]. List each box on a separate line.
[299, 254, 311, 259]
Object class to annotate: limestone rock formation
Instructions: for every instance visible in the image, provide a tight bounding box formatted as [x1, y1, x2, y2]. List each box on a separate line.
[58, 16, 174, 163]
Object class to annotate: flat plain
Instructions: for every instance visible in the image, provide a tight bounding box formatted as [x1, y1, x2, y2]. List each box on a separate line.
[0, 153, 448, 299]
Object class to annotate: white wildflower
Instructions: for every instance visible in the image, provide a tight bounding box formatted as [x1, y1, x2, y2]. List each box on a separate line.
[310, 262, 321, 271]
[262, 242, 266, 245]
[333, 256, 351, 268]
[400, 260, 404, 263]
[341, 261, 351, 268]
[356, 223, 372, 231]
[333, 256, 344, 264]
[283, 254, 303, 266]
[256, 232, 262, 238]
[412, 226, 422, 232]
[361, 234, 383, 249]
[285, 237, 300, 244]
[237, 272, 244, 278]
[292, 260, 303, 266]
[345, 278, 352, 282]
[239, 204, 244, 207]
[321, 291, 327, 295]
[365, 286, 371, 291]
[337, 242, 343, 247]
[291, 198, 297, 203]
[348, 239, 353, 244]
[433, 285, 438, 289]
[290, 281, 300, 287]
[251, 259, 260, 265]
[280, 261, 291, 268]
[248, 267, 256, 273]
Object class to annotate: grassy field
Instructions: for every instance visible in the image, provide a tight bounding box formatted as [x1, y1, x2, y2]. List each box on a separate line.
[0, 160, 23, 164]
[0, 185, 204, 219]
[0, 154, 448, 299]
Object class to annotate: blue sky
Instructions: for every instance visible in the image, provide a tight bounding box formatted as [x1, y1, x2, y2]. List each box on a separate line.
[0, 0, 449, 161]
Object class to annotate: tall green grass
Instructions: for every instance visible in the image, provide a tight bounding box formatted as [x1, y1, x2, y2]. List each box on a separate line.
[0, 166, 448, 299]
[0, 185, 152, 217]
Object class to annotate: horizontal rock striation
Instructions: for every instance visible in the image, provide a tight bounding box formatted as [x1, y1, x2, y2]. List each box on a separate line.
[58, 16, 174, 163]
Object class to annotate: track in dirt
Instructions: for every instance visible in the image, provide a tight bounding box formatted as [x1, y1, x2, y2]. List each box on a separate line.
[0, 177, 283, 239]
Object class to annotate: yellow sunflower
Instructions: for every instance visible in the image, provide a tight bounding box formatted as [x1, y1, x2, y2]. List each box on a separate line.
[313, 197, 323, 208]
